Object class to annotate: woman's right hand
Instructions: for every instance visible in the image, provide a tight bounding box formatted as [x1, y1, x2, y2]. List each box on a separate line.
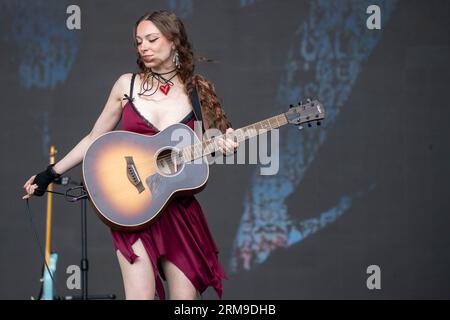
[22, 175, 38, 200]
[22, 165, 61, 199]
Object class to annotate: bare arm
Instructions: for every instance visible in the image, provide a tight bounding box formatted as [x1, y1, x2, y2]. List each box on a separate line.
[23, 74, 131, 199]
[53, 74, 130, 174]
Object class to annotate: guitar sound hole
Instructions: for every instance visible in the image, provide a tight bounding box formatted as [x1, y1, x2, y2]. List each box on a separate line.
[156, 148, 183, 176]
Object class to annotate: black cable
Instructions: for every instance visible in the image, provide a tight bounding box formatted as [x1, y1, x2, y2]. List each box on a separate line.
[36, 189, 66, 196]
[34, 186, 88, 202]
[24, 185, 87, 299]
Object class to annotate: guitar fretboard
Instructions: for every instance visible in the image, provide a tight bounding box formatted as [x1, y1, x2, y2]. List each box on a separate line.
[179, 113, 288, 163]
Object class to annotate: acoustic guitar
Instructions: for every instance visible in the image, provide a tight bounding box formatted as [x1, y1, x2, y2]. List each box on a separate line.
[82, 100, 325, 231]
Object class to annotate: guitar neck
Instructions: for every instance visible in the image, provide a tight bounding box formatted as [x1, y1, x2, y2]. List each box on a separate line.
[180, 113, 288, 163]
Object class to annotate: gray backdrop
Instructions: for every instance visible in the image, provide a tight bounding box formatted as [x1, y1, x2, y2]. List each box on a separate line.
[1, 0, 449, 299]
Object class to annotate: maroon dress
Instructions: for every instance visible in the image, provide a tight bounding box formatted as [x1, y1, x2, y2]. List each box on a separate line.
[111, 77, 227, 300]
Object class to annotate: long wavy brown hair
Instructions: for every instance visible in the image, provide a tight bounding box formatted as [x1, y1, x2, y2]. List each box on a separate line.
[133, 10, 231, 133]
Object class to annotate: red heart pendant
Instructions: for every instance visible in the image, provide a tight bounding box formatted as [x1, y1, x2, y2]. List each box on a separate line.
[160, 83, 171, 95]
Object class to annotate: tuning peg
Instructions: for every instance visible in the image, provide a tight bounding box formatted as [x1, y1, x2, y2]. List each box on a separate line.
[298, 125, 304, 130]
[316, 121, 321, 126]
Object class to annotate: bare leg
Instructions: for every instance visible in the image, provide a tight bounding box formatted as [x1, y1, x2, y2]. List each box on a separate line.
[160, 256, 199, 300]
[116, 238, 156, 300]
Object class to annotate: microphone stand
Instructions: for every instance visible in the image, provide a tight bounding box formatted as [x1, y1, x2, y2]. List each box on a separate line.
[53, 177, 116, 300]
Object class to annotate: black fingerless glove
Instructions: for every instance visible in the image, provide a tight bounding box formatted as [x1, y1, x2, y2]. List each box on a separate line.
[33, 164, 61, 196]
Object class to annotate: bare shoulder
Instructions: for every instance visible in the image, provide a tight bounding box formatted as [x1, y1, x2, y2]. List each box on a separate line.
[108, 73, 134, 105]
[114, 73, 134, 91]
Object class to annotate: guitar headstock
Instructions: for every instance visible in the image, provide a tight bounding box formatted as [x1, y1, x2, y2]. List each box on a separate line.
[284, 99, 325, 128]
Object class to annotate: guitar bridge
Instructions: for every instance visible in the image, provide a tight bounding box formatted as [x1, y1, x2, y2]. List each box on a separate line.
[125, 156, 145, 193]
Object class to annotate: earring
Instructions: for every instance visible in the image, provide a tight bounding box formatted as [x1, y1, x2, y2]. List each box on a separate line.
[173, 50, 180, 69]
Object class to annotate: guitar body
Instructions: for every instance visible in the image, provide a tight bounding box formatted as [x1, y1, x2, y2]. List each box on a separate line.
[83, 99, 325, 231]
[83, 123, 209, 231]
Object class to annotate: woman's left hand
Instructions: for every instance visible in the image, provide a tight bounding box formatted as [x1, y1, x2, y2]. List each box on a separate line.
[217, 128, 239, 155]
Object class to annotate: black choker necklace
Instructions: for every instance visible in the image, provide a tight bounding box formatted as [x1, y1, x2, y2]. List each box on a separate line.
[138, 69, 178, 97]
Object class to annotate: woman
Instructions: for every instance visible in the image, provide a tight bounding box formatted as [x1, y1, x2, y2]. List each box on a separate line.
[22, 10, 237, 300]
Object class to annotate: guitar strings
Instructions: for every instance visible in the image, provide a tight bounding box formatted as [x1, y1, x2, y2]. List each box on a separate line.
[155, 132, 240, 164]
